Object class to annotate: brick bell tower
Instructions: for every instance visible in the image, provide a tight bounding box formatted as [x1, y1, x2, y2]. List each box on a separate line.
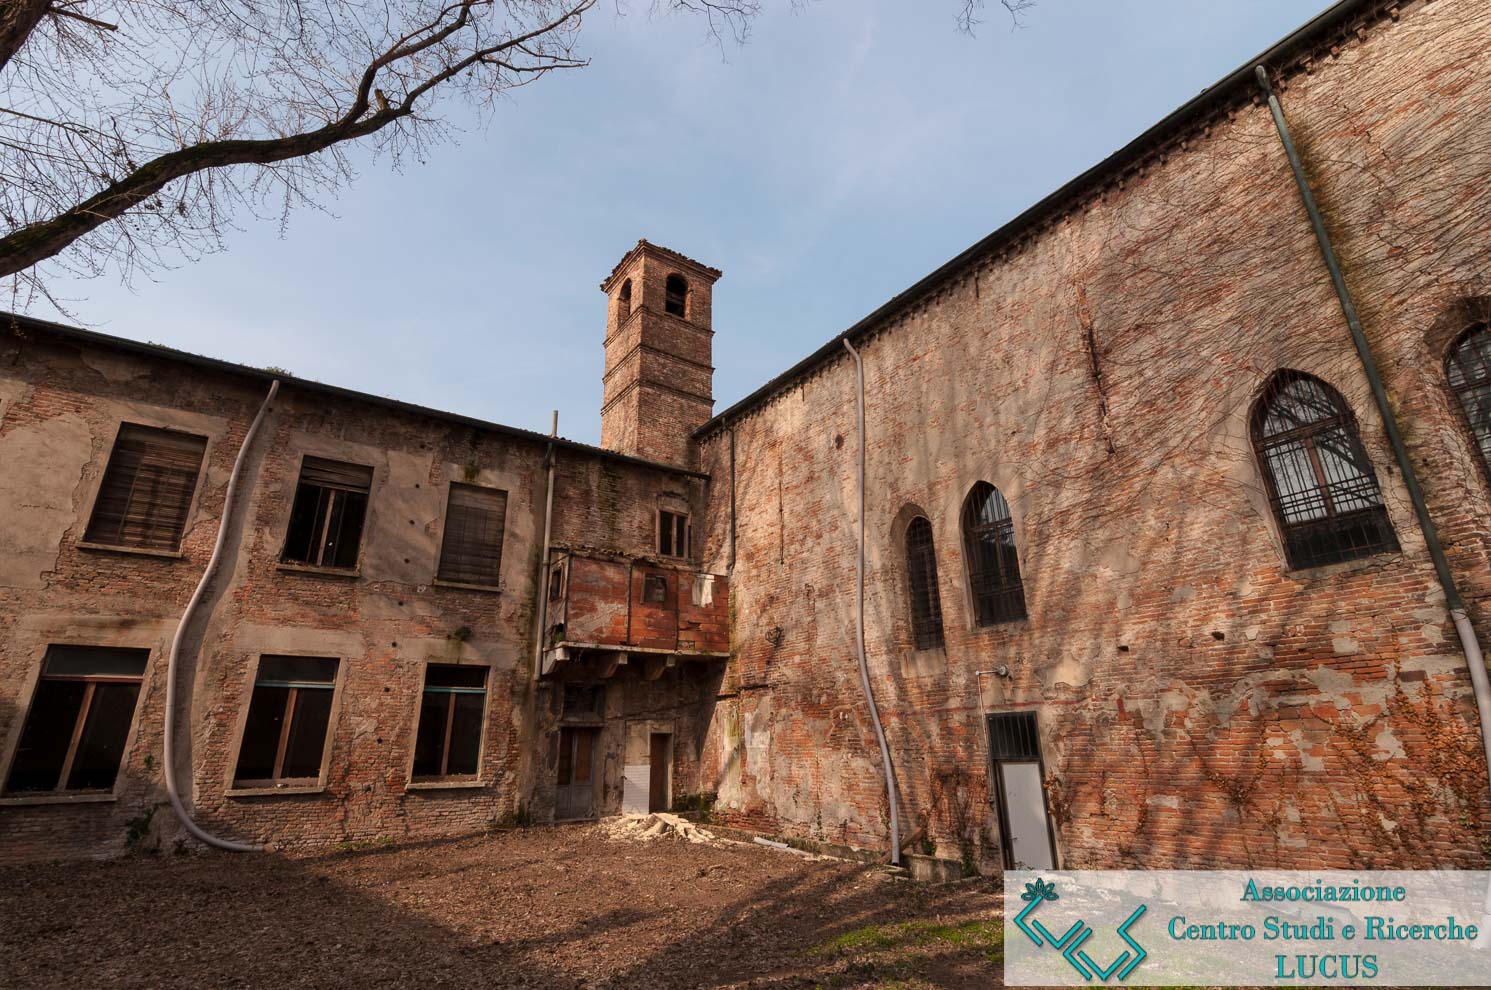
[600, 240, 722, 468]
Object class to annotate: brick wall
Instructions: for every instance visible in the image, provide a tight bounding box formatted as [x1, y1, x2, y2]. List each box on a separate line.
[0, 330, 710, 862]
[695, 0, 1491, 870]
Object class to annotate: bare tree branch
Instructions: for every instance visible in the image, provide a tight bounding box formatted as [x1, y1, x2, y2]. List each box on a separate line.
[958, 0, 1034, 35]
[1, 0, 1036, 302]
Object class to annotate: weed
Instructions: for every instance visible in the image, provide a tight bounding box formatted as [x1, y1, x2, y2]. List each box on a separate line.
[490, 804, 532, 830]
[812, 917, 1002, 958]
[671, 792, 717, 823]
[123, 803, 164, 853]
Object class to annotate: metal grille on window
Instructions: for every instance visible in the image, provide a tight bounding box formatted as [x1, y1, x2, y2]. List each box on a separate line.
[84, 424, 207, 551]
[4, 646, 149, 794]
[438, 483, 508, 586]
[987, 711, 1040, 762]
[1251, 371, 1398, 569]
[962, 482, 1027, 626]
[281, 457, 373, 568]
[904, 516, 945, 650]
[1447, 323, 1491, 475]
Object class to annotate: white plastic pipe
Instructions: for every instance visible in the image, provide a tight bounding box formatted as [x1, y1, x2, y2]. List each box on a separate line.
[843, 339, 901, 866]
[163, 380, 279, 853]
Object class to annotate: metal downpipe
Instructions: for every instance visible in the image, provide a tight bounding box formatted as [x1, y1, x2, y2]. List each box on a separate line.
[843, 339, 901, 866]
[1256, 64, 1491, 815]
[163, 379, 279, 853]
[532, 411, 558, 679]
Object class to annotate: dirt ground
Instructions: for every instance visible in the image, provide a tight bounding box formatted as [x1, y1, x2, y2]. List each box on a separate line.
[0, 822, 1004, 989]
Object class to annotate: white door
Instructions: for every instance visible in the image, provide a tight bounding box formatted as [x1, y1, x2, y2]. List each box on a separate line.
[621, 764, 650, 814]
[999, 760, 1056, 869]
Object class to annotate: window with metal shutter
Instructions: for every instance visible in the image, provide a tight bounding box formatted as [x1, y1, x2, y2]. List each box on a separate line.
[83, 423, 208, 551]
[987, 711, 1041, 762]
[437, 483, 508, 586]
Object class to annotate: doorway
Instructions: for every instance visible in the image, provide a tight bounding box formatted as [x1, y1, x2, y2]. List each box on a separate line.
[556, 727, 598, 820]
[648, 733, 672, 813]
[986, 711, 1057, 870]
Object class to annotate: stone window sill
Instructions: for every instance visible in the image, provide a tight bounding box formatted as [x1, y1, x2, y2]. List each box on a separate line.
[1283, 550, 1403, 580]
[277, 562, 361, 580]
[77, 541, 184, 560]
[225, 783, 327, 798]
[406, 778, 486, 792]
[0, 791, 117, 807]
[431, 579, 502, 594]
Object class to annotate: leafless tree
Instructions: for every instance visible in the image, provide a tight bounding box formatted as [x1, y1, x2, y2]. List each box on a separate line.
[0, 0, 1031, 306]
[957, 0, 1035, 34]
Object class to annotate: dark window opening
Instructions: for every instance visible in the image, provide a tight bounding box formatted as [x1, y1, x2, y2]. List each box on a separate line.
[437, 483, 508, 587]
[84, 424, 207, 551]
[1252, 371, 1398, 569]
[618, 279, 632, 323]
[548, 566, 564, 601]
[905, 516, 945, 650]
[281, 457, 372, 569]
[644, 573, 669, 603]
[1448, 323, 1491, 476]
[413, 664, 487, 780]
[962, 482, 1027, 626]
[658, 510, 689, 558]
[4, 646, 149, 794]
[561, 683, 605, 721]
[665, 275, 688, 317]
[233, 656, 338, 787]
[987, 710, 1041, 762]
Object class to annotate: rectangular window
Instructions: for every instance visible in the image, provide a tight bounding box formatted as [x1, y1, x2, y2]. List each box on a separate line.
[281, 457, 372, 569]
[561, 683, 605, 721]
[437, 483, 508, 587]
[233, 656, 338, 788]
[658, 510, 689, 558]
[643, 573, 669, 603]
[84, 424, 207, 551]
[4, 646, 149, 794]
[412, 665, 488, 781]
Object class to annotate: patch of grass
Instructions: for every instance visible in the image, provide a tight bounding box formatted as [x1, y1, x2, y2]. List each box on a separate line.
[812, 917, 1002, 960]
[335, 836, 395, 853]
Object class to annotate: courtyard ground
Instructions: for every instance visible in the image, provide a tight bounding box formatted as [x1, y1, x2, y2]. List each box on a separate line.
[0, 821, 1004, 989]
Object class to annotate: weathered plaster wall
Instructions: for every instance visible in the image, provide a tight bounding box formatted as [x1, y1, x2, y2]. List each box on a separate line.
[697, 0, 1491, 870]
[0, 332, 708, 862]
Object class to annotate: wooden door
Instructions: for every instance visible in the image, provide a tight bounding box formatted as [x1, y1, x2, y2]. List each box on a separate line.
[648, 733, 671, 813]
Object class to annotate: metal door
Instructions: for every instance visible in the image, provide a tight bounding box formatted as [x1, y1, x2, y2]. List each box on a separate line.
[987, 711, 1058, 869]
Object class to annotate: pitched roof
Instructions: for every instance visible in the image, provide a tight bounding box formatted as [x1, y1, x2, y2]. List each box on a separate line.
[695, 0, 1398, 439]
[2, 312, 710, 480]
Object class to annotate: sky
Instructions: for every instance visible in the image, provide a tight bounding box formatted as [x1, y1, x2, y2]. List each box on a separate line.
[29, 0, 1333, 446]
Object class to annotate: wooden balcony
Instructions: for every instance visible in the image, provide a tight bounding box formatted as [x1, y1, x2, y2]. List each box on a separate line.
[540, 551, 730, 679]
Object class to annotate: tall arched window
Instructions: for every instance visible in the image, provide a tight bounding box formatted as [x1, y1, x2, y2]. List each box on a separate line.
[618, 279, 632, 323]
[904, 517, 945, 650]
[1251, 371, 1398, 569]
[962, 482, 1027, 626]
[1447, 323, 1491, 474]
[665, 274, 688, 317]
